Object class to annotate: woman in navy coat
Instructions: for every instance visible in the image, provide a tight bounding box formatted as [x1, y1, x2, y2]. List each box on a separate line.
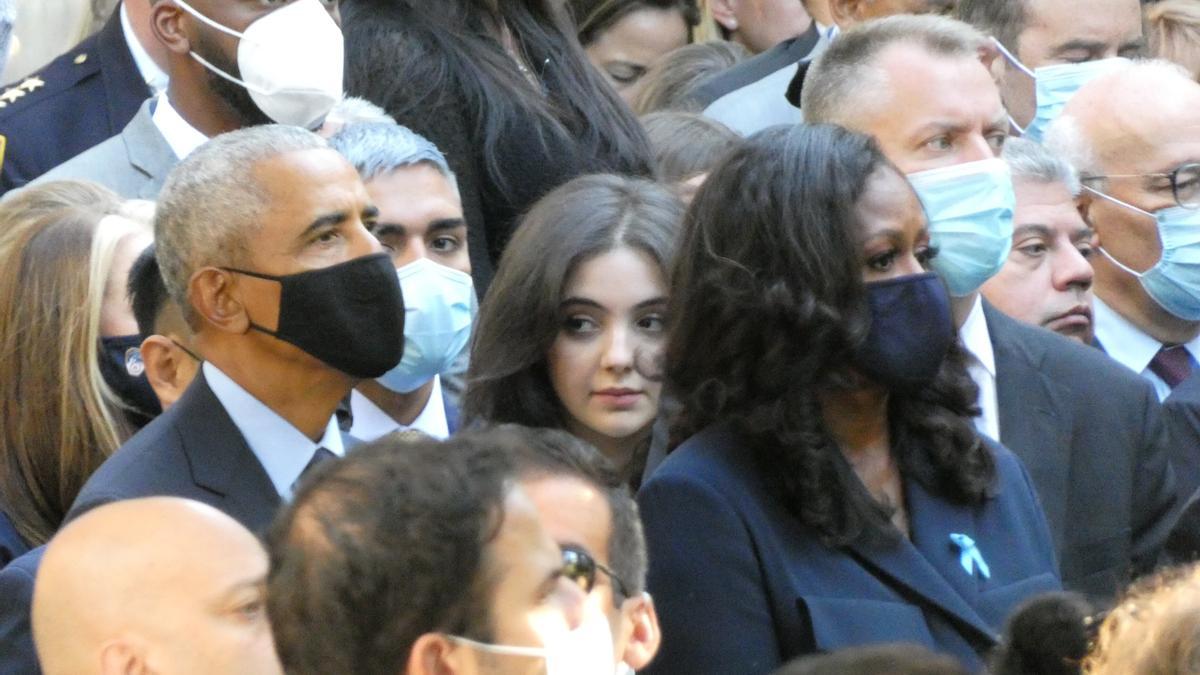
[638, 125, 1060, 674]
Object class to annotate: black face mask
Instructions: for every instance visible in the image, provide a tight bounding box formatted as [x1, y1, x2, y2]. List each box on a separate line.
[99, 335, 163, 419]
[223, 253, 405, 379]
[851, 272, 955, 393]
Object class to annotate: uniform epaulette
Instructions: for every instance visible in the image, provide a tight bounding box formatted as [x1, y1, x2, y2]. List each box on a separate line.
[0, 37, 102, 114]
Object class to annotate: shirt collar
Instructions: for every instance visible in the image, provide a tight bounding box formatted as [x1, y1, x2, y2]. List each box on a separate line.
[203, 362, 344, 499]
[150, 93, 209, 161]
[348, 376, 449, 442]
[120, 3, 169, 95]
[1093, 295, 1200, 371]
[958, 295, 996, 377]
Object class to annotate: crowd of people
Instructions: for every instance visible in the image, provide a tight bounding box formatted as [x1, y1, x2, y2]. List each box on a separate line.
[2, 0, 1200, 673]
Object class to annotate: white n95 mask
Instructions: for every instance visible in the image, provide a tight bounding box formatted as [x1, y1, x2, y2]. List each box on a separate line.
[173, 0, 344, 129]
[376, 258, 475, 394]
[448, 608, 616, 675]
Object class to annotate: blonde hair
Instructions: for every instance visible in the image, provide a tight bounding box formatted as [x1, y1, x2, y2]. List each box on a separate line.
[1086, 564, 1200, 675]
[1148, 0, 1200, 82]
[0, 181, 134, 547]
[691, 0, 725, 42]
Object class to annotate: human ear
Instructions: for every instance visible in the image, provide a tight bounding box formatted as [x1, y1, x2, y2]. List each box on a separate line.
[708, 0, 740, 32]
[829, 0, 865, 27]
[187, 268, 254, 335]
[619, 593, 662, 671]
[407, 633, 464, 675]
[139, 335, 199, 409]
[99, 639, 150, 675]
[151, 2, 190, 56]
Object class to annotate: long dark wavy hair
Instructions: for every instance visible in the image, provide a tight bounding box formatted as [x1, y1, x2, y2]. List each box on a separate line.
[341, 0, 654, 196]
[667, 124, 995, 547]
[464, 174, 682, 431]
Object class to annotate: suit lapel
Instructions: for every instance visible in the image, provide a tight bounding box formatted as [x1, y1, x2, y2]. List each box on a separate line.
[173, 372, 282, 533]
[120, 99, 179, 197]
[986, 305, 1073, 553]
[95, 9, 152, 135]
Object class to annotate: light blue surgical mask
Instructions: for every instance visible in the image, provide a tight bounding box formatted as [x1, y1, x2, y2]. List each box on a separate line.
[1086, 187, 1200, 321]
[993, 39, 1128, 143]
[376, 258, 476, 394]
[907, 158, 1015, 297]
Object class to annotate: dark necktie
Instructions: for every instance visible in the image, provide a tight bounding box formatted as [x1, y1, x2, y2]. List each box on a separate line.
[1149, 345, 1194, 390]
[292, 447, 337, 493]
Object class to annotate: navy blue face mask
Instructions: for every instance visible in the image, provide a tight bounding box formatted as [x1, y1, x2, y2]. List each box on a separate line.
[99, 335, 163, 420]
[851, 273, 954, 393]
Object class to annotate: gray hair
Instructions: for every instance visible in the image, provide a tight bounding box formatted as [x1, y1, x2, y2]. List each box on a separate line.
[957, 0, 1028, 53]
[1002, 137, 1082, 196]
[155, 125, 328, 324]
[802, 15, 989, 126]
[328, 122, 457, 189]
[322, 96, 395, 129]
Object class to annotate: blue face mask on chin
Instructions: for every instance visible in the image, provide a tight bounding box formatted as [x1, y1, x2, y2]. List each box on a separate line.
[1087, 187, 1200, 321]
[992, 39, 1128, 143]
[907, 158, 1016, 297]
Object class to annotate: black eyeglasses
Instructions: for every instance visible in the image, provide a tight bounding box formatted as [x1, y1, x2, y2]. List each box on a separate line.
[561, 544, 631, 599]
[1083, 162, 1200, 210]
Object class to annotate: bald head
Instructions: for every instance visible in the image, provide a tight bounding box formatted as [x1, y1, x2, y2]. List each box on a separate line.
[33, 498, 281, 675]
[1048, 60, 1200, 178]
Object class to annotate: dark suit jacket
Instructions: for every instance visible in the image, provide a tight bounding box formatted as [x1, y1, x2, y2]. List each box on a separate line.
[985, 305, 1178, 601]
[0, 509, 28, 569]
[0, 10, 150, 193]
[638, 424, 1061, 674]
[0, 372, 288, 674]
[0, 546, 42, 675]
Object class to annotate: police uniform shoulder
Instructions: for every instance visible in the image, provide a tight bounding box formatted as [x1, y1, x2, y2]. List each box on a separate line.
[0, 32, 103, 117]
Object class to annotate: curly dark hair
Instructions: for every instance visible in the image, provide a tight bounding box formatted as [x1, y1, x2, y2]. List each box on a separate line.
[666, 124, 995, 547]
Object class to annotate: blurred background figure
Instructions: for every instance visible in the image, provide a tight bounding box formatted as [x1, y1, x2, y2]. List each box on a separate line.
[465, 175, 682, 488]
[772, 644, 969, 675]
[318, 96, 394, 138]
[567, 0, 700, 105]
[706, 0, 813, 54]
[32, 497, 282, 675]
[990, 592, 1095, 675]
[0, 181, 152, 567]
[1085, 564, 1200, 675]
[982, 137, 1095, 344]
[1147, 0, 1200, 82]
[640, 111, 740, 202]
[2, 0, 91, 83]
[632, 41, 749, 114]
[341, 0, 655, 292]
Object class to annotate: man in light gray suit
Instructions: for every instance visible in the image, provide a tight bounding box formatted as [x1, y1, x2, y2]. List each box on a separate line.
[32, 0, 342, 198]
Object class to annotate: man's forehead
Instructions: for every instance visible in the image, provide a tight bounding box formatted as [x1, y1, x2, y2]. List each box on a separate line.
[1076, 73, 1200, 171]
[252, 149, 367, 212]
[522, 475, 613, 558]
[870, 43, 1003, 125]
[1026, 0, 1142, 43]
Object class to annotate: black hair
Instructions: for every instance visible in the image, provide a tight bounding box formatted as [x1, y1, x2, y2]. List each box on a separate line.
[266, 432, 517, 675]
[341, 0, 654, 199]
[991, 592, 1095, 675]
[773, 644, 969, 675]
[502, 424, 649, 599]
[126, 244, 168, 338]
[566, 0, 700, 46]
[667, 124, 993, 547]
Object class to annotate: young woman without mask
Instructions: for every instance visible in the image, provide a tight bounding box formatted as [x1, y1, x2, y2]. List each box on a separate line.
[340, 0, 655, 293]
[566, 0, 699, 105]
[637, 125, 1060, 674]
[464, 174, 683, 489]
[0, 181, 155, 565]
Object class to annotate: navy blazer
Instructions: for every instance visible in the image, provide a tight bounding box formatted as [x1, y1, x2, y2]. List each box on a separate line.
[985, 305, 1178, 600]
[0, 10, 150, 193]
[0, 509, 28, 569]
[638, 424, 1061, 674]
[0, 371, 295, 674]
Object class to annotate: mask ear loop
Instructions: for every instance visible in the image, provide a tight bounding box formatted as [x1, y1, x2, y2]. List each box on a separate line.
[1082, 185, 1160, 278]
[990, 38, 1035, 137]
[445, 635, 547, 658]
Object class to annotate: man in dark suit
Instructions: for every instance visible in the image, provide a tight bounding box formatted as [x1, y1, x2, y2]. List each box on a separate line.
[801, 15, 1178, 602]
[0, 124, 405, 673]
[0, 1, 165, 193]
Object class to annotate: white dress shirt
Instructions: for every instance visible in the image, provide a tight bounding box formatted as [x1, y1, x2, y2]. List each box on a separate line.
[120, 3, 169, 95]
[349, 376, 450, 442]
[203, 362, 345, 499]
[1093, 296, 1200, 401]
[959, 295, 1000, 441]
[151, 93, 208, 161]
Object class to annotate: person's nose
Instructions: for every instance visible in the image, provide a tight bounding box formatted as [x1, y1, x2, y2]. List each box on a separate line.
[1052, 242, 1094, 293]
[601, 324, 635, 373]
[557, 576, 589, 631]
[894, 251, 927, 277]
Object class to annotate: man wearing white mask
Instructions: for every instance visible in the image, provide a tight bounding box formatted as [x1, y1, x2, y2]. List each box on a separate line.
[1045, 61, 1200, 498]
[267, 428, 616, 675]
[30, 0, 345, 198]
[329, 122, 476, 440]
[958, 0, 1145, 142]
[802, 15, 1178, 602]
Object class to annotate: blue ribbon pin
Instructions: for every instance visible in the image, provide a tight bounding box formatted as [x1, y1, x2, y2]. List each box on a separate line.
[949, 533, 991, 580]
